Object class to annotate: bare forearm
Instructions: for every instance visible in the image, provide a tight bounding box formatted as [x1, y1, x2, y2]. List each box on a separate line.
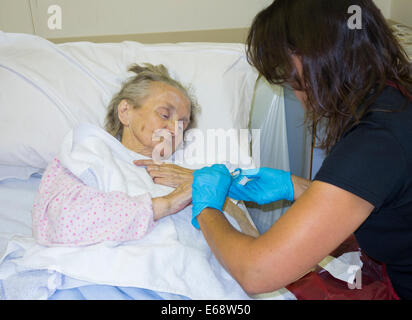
[197, 209, 255, 288]
[151, 197, 170, 220]
[291, 175, 312, 201]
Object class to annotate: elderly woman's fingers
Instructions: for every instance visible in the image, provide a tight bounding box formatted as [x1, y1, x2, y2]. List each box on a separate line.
[153, 177, 178, 188]
[147, 167, 169, 179]
[146, 164, 162, 173]
[133, 159, 157, 166]
[136, 160, 194, 187]
[135, 160, 192, 174]
[151, 171, 180, 187]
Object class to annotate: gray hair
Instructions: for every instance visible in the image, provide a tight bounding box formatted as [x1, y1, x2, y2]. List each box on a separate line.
[105, 63, 199, 139]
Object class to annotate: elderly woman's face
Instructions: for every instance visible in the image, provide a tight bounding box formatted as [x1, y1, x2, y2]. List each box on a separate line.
[119, 82, 191, 158]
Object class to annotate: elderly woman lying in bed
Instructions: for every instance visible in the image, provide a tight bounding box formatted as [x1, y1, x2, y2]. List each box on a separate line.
[32, 63, 256, 246]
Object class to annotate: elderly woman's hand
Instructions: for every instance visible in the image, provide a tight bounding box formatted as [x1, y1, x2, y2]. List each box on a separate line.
[151, 181, 192, 220]
[133, 159, 194, 188]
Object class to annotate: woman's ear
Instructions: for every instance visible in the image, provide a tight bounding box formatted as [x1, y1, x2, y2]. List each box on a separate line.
[117, 99, 132, 126]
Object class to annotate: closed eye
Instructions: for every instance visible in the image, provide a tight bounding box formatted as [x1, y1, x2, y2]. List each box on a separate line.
[157, 107, 170, 120]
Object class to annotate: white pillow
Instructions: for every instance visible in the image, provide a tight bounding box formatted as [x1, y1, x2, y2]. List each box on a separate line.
[0, 32, 258, 180]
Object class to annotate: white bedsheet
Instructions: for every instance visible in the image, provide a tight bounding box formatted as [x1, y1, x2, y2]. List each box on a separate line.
[0, 124, 296, 300]
[0, 153, 362, 299]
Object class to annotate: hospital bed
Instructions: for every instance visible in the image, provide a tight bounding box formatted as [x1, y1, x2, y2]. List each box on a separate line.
[0, 31, 381, 300]
[0, 31, 297, 300]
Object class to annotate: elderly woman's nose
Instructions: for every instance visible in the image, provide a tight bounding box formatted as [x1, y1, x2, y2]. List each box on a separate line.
[165, 119, 176, 134]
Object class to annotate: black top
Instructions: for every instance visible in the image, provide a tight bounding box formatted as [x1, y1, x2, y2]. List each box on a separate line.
[314, 85, 412, 299]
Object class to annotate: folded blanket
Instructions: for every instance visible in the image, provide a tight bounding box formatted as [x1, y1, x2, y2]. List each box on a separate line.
[59, 123, 175, 197]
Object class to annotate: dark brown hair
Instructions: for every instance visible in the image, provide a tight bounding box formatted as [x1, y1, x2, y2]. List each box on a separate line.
[247, 0, 412, 153]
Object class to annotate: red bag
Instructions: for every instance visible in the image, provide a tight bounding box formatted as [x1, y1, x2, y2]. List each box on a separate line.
[286, 235, 400, 300]
[386, 80, 412, 101]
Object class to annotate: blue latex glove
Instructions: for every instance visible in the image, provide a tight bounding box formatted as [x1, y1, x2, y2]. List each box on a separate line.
[191, 164, 232, 229]
[229, 168, 294, 205]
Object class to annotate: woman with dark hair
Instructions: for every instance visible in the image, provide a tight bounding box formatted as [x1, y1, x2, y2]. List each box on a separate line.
[190, 0, 412, 299]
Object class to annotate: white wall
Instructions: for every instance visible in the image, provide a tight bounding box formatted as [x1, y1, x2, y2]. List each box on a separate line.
[391, 0, 412, 26]
[1, 0, 410, 40]
[1, 0, 273, 39]
[373, 0, 392, 18]
[374, 0, 412, 27]
[0, 0, 34, 33]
